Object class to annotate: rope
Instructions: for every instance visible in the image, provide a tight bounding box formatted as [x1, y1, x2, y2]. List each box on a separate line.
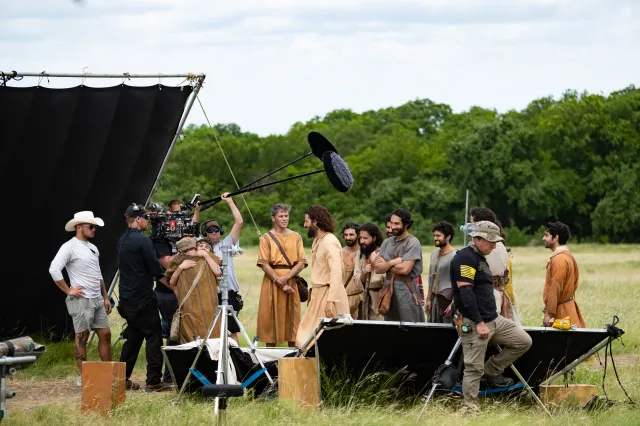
[195, 94, 262, 238]
[596, 316, 634, 405]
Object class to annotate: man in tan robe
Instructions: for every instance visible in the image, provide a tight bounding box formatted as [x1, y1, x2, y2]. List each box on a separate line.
[256, 203, 307, 347]
[296, 206, 350, 348]
[354, 223, 385, 320]
[542, 221, 586, 328]
[342, 222, 364, 319]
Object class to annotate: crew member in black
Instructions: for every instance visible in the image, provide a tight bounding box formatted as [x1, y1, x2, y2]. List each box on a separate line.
[151, 235, 179, 384]
[117, 203, 171, 392]
[451, 221, 531, 410]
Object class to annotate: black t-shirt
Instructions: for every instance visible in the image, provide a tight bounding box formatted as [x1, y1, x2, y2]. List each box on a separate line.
[151, 236, 177, 294]
[450, 246, 497, 323]
[118, 229, 164, 311]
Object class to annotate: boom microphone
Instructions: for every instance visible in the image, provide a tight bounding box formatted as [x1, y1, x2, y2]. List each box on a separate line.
[322, 151, 353, 192]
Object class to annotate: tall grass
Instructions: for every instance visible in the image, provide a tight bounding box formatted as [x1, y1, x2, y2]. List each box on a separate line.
[5, 244, 640, 425]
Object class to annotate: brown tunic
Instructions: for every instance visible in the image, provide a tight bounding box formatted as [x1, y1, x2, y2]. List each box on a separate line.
[342, 247, 364, 319]
[256, 232, 307, 345]
[544, 250, 586, 328]
[166, 252, 222, 344]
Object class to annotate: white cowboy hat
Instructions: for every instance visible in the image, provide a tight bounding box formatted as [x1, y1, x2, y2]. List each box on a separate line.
[65, 211, 105, 232]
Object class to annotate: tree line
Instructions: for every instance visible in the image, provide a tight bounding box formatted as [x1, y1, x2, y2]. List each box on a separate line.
[152, 85, 640, 246]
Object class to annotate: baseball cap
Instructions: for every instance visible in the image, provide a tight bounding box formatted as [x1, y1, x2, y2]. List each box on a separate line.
[468, 221, 504, 243]
[124, 203, 149, 219]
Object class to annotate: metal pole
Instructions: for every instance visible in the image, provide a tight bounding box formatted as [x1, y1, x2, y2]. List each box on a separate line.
[86, 74, 205, 346]
[145, 75, 206, 206]
[541, 337, 611, 386]
[463, 189, 470, 246]
[417, 338, 461, 421]
[2, 72, 204, 79]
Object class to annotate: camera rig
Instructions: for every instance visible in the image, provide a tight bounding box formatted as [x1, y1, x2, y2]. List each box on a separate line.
[148, 194, 200, 240]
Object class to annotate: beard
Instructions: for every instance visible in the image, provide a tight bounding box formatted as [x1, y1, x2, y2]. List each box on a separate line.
[344, 239, 357, 247]
[391, 227, 404, 236]
[307, 225, 318, 238]
[435, 240, 446, 248]
[360, 243, 375, 256]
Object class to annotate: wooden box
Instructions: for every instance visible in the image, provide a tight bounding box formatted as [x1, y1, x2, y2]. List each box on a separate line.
[278, 357, 320, 410]
[539, 384, 597, 407]
[81, 361, 126, 415]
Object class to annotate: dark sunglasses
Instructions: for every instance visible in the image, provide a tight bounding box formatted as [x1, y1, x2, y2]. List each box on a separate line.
[82, 224, 96, 230]
[206, 227, 221, 234]
[139, 214, 150, 220]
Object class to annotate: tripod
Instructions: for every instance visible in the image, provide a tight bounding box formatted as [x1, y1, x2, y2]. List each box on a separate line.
[174, 245, 273, 421]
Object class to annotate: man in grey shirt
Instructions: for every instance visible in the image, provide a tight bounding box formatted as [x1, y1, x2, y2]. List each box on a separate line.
[372, 208, 425, 322]
[425, 221, 457, 323]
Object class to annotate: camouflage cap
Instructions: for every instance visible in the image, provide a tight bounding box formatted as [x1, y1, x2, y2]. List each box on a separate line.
[469, 221, 504, 243]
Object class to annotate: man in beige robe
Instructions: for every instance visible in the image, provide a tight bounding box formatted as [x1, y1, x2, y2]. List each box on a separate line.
[256, 203, 307, 347]
[296, 206, 350, 348]
[353, 223, 385, 320]
[342, 222, 364, 319]
[542, 221, 586, 328]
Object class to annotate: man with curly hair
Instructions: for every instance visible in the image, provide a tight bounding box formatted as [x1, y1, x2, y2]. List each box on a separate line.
[373, 208, 425, 322]
[296, 205, 350, 347]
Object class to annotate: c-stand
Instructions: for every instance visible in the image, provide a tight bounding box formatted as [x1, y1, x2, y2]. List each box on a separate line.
[174, 244, 273, 424]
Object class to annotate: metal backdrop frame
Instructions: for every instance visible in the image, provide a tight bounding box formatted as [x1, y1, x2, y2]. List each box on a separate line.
[4, 71, 206, 343]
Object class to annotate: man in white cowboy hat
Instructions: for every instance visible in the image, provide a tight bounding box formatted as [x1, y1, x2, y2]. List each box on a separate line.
[49, 211, 112, 387]
[450, 220, 532, 411]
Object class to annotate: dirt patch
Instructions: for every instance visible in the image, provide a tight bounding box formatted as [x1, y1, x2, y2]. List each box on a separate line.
[4, 372, 149, 414]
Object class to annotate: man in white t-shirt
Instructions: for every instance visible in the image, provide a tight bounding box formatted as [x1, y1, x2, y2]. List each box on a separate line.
[203, 193, 243, 343]
[49, 211, 112, 387]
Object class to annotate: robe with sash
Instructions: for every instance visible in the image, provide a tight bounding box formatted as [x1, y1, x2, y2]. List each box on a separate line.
[544, 246, 586, 328]
[256, 231, 307, 345]
[353, 249, 385, 320]
[165, 252, 221, 344]
[342, 247, 364, 319]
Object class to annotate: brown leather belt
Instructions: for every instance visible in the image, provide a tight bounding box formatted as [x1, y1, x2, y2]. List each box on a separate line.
[271, 265, 292, 270]
[369, 288, 382, 293]
[558, 297, 574, 305]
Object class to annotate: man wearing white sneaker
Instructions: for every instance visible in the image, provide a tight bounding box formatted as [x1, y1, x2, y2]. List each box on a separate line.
[49, 211, 112, 387]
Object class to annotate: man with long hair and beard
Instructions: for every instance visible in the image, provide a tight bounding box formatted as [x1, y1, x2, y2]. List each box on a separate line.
[342, 222, 364, 319]
[354, 223, 386, 320]
[295, 206, 350, 347]
[425, 221, 457, 323]
[373, 208, 425, 322]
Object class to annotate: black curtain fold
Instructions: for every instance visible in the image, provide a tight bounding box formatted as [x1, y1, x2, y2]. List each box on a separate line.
[0, 83, 193, 340]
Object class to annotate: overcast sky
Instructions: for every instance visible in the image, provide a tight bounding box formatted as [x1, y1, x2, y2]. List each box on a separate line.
[2, 0, 638, 136]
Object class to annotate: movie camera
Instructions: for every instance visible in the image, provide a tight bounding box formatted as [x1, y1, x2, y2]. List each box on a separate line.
[148, 194, 201, 240]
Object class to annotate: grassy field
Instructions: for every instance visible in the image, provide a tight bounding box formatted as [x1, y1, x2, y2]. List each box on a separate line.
[5, 244, 640, 425]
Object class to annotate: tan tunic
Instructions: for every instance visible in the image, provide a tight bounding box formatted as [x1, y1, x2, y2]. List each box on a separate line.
[166, 253, 221, 344]
[342, 247, 364, 319]
[544, 249, 586, 328]
[296, 232, 350, 347]
[354, 249, 385, 321]
[256, 232, 307, 345]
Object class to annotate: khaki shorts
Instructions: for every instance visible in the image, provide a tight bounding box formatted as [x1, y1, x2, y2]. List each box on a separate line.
[65, 296, 109, 333]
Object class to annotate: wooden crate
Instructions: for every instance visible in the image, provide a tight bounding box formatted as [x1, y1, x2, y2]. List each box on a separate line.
[278, 357, 320, 410]
[539, 384, 597, 407]
[81, 362, 126, 415]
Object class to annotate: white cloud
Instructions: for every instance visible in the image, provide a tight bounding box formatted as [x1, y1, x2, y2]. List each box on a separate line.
[1, 0, 638, 136]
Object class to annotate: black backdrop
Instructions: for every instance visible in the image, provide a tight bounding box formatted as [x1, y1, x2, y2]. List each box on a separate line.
[0, 83, 193, 340]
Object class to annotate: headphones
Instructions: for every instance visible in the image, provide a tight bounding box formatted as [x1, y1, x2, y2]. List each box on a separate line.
[201, 219, 224, 236]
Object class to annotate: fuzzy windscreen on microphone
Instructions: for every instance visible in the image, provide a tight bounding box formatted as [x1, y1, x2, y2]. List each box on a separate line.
[308, 131, 338, 159]
[322, 151, 354, 192]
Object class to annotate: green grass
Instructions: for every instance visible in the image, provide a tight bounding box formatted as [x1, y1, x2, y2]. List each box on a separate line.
[5, 244, 640, 425]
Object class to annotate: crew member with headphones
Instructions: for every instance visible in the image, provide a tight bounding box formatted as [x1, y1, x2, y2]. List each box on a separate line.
[202, 193, 244, 343]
